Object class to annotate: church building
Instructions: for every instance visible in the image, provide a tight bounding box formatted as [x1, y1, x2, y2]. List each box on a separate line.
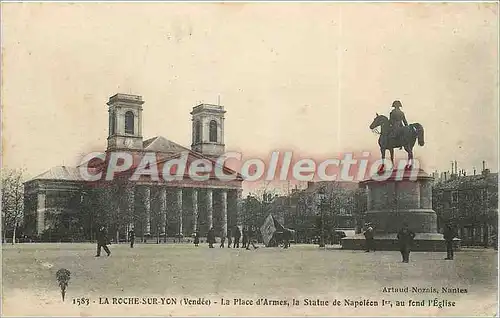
[23, 94, 244, 242]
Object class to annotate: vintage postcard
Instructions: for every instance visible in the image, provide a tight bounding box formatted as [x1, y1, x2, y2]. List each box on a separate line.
[1, 2, 498, 317]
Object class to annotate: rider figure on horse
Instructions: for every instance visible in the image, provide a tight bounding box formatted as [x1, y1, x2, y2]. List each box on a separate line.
[370, 100, 424, 169]
[389, 100, 408, 148]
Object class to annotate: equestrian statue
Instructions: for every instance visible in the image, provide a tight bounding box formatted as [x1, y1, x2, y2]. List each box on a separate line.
[369, 100, 424, 170]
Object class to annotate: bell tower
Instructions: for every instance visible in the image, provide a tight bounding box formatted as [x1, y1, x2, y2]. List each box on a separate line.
[107, 93, 144, 151]
[190, 103, 226, 158]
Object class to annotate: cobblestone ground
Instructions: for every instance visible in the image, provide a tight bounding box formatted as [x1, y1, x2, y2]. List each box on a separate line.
[2, 243, 497, 316]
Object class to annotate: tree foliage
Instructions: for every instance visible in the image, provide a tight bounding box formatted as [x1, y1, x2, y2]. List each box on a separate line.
[1, 169, 25, 244]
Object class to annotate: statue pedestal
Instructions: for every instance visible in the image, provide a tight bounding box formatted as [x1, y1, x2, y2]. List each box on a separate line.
[342, 168, 460, 251]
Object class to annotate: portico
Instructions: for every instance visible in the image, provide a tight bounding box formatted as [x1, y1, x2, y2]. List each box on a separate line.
[119, 183, 243, 240]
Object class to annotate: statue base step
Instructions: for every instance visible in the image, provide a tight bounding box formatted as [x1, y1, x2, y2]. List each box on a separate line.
[341, 233, 461, 252]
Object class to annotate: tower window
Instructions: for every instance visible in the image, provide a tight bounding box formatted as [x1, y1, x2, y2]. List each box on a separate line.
[209, 120, 218, 142]
[110, 111, 116, 135]
[195, 121, 201, 143]
[125, 111, 134, 134]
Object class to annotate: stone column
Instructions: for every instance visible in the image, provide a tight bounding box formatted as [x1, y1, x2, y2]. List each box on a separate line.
[192, 189, 199, 233]
[221, 190, 228, 237]
[117, 109, 124, 134]
[159, 187, 167, 235]
[36, 192, 46, 236]
[143, 186, 151, 236]
[137, 111, 142, 138]
[125, 184, 135, 237]
[236, 189, 243, 226]
[176, 188, 183, 236]
[206, 189, 213, 229]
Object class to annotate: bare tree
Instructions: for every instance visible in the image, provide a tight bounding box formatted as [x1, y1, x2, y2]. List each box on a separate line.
[243, 182, 281, 228]
[252, 181, 281, 204]
[1, 169, 25, 244]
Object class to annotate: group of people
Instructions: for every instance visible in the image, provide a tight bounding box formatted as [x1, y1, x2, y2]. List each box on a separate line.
[363, 222, 457, 263]
[96, 226, 138, 257]
[194, 226, 259, 250]
[97, 219, 458, 262]
[94, 224, 263, 256]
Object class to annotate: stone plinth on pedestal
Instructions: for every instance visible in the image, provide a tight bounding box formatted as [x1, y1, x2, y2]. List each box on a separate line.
[342, 168, 461, 251]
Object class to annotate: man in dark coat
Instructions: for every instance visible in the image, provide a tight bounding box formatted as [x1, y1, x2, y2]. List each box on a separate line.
[283, 229, 292, 249]
[220, 230, 226, 248]
[128, 229, 135, 248]
[246, 226, 258, 250]
[95, 226, 111, 257]
[397, 223, 415, 263]
[193, 231, 200, 247]
[363, 223, 375, 252]
[242, 227, 248, 248]
[207, 228, 215, 248]
[233, 226, 241, 248]
[443, 223, 456, 260]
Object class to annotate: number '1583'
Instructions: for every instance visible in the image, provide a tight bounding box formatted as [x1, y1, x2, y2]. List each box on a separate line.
[73, 297, 90, 306]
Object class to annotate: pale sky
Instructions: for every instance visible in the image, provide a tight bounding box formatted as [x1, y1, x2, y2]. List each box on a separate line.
[2, 3, 498, 188]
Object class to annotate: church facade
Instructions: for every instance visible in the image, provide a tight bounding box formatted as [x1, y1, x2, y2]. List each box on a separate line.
[23, 94, 244, 242]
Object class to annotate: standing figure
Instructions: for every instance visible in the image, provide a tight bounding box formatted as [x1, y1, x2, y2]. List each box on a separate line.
[233, 226, 241, 248]
[207, 228, 216, 248]
[242, 227, 248, 248]
[193, 231, 200, 247]
[246, 226, 258, 250]
[283, 229, 291, 249]
[95, 226, 111, 257]
[128, 229, 135, 248]
[227, 231, 232, 248]
[220, 231, 226, 248]
[443, 223, 456, 260]
[363, 223, 375, 252]
[397, 223, 415, 263]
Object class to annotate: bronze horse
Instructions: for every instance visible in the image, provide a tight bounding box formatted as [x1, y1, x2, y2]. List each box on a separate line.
[369, 113, 424, 169]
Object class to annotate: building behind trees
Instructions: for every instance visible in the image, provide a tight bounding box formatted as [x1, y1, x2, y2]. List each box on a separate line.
[432, 165, 498, 247]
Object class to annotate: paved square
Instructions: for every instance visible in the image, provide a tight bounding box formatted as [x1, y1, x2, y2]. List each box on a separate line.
[2, 243, 497, 316]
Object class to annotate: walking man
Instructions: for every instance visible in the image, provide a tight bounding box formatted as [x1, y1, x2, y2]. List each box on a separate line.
[95, 226, 111, 257]
[397, 223, 415, 263]
[128, 228, 135, 248]
[443, 223, 456, 260]
[246, 226, 258, 250]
